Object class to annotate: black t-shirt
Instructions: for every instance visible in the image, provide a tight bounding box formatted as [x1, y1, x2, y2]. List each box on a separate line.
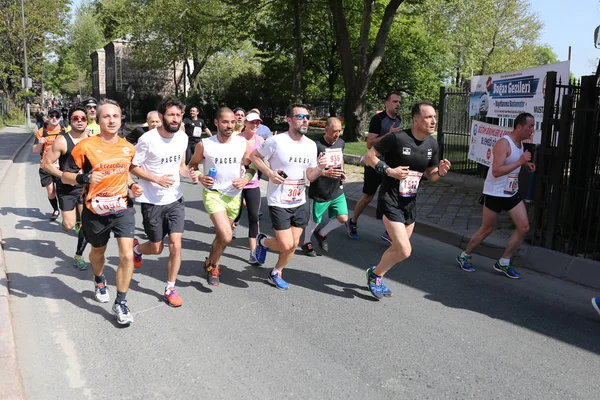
[184, 118, 207, 140]
[126, 126, 149, 145]
[309, 136, 345, 202]
[374, 129, 439, 206]
[368, 111, 400, 162]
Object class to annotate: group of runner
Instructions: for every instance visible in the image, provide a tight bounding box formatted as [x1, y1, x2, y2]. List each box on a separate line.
[34, 91, 554, 326]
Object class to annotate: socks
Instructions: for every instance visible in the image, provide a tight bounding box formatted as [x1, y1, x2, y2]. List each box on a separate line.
[271, 268, 280, 277]
[133, 244, 141, 255]
[49, 197, 58, 211]
[76, 228, 88, 256]
[94, 274, 105, 284]
[461, 251, 472, 258]
[115, 291, 127, 304]
[166, 281, 175, 292]
[304, 220, 318, 244]
[500, 258, 511, 266]
[320, 219, 344, 237]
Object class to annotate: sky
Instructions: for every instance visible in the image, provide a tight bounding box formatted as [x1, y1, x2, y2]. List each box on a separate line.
[530, 0, 600, 77]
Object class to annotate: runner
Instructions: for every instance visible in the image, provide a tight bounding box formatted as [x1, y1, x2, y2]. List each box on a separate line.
[302, 117, 348, 256]
[250, 103, 327, 290]
[363, 101, 451, 299]
[41, 105, 89, 270]
[347, 91, 402, 242]
[189, 107, 255, 286]
[125, 110, 161, 145]
[32, 108, 64, 220]
[233, 107, 245, 135]
[66, 97, 100, 136]
[183, 105, 212, 163]
[62, 99, 142, 325]
[130, 97, 196, 307]
[232, 111, 265, 263]
[456, 112, 536, 279]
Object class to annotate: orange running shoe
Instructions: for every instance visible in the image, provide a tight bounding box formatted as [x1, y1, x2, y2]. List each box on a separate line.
[204, 259, 220, 286]
[133, 238, 143, 268]
[163, 287, 183, 307]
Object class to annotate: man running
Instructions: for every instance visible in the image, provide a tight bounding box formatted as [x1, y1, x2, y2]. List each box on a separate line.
[41, 105, 89, 270]
[233, 107, 245, 135]
[363, 101, 451, 299]
[302, 117, 348, 256]
[32, 108, 64, 220]
[62, 99, 142, 325]
[183, 105, 212, 163]
[126, 110, 161, 145]
[189, 107, 254, 286]
[347, 92, 402, 242]
[456, 113, 535, 279]
[250, 103, 327, 290]
[66, 97, 100, 136]
[130, 98, 197, 307]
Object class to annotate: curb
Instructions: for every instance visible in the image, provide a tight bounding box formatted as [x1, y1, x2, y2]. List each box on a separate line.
[0, 228, 25, 400]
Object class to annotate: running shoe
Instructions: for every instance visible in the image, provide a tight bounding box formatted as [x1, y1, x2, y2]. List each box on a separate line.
[204, 259, 220, 286]
[381, 231, 392, 245]
[74, 222, 81, 234]
[380, 279, 394, 297]
[50, 210, 60, 221]
[493, 261, 521, 279]
[301, 242, 317, 257]
[133, 238, 143, 268]
[591, 298, 600, 317]
[73, 255, 88, 271]
[255, 233, 268, 265]
[112, 301, 134, 325]
[94, 279, 110, 303]
[314, 230, 329, 252]
[163, 287, 183, 307]
[366, 266, 383, 299]
[267, 270, 289, 290]
[249, 252, 259, 265]
[232, 224, 237, 239]
[456, 253, 475, 272]
[347, 219, 358, 240]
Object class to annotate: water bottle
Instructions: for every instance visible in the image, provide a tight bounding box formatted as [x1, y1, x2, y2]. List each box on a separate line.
[208, 167, 217, 180]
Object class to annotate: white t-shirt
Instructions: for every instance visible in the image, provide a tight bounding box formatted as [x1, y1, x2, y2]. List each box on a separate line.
[202, 134, 248, 197]
[133, 128, 188, 205]
[256, 131, 317, 208]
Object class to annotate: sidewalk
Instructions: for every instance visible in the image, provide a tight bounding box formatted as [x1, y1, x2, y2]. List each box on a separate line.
[0, 125, 31, 399]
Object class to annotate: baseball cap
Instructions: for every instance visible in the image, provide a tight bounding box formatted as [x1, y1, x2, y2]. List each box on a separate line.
[246, 112, 262, 122]
[81, 97, 98, 107]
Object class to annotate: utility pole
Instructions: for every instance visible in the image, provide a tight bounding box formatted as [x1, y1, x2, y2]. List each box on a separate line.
[20, 0, 31, 128]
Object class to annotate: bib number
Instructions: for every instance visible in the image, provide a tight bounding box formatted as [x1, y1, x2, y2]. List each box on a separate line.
[325, 148, 343, 169]
[193, 127, 203, 137]
[281, 179, 305, 205]
[399, 170, 423, 197]
[91, 195, 127, 215]
[504, 173, 519, 195]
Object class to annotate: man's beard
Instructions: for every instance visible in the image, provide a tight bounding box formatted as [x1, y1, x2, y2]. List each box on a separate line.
[163, 118, 180, 133]
[219, 129, 233, 138]
[296, 126, 308, 136]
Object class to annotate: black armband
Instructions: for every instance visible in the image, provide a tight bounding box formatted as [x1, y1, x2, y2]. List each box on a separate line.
[75, 173, 90, 184]
[375, 160, 390, 176]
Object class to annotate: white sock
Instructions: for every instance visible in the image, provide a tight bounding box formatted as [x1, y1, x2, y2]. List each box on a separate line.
[461, 251, 471, 257]
[500, 258, 511, 265]
[258, 235, 266, 247]
[320, 219, 344, 237]
[166, 281, 175, 292]
[271, 268, 280, 277]
[304, 220, 318, 244]
[133, 244, 141, 255]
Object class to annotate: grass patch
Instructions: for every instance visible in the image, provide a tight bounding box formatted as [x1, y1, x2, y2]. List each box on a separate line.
[344, 141, 368, 156]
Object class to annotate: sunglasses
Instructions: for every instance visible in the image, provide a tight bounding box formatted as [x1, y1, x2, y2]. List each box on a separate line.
[49, 114, 61, 119]
[292, 114, 311, 121]
[85, 105, 97, 109]
[71, 116, 86, 122]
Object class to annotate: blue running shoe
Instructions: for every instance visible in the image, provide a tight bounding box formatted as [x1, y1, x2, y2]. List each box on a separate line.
[366, 266, 383, 299]
[347, 219, 358, 240]
[267, 270, 289, 290]
[381, 231, 392, 245]
[592, 298, 600, 317]
[380, 279, 394, 297]
[493, 261, 521, 279]
[456, 253, 475, 272]
[254, 233, 268, 265]
[249, 251, 259, 265]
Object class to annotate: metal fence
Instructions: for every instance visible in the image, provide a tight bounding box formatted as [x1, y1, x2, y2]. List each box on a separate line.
[0, 95, 12, 120]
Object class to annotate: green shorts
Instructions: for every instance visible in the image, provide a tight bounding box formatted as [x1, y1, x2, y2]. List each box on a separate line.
[203, 190, 242, 220]
[311, 193, 348, 224]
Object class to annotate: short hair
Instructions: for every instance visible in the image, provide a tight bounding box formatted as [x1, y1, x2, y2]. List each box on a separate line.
[189, 105, 199, 112]
[286, 103, 309, 118]
[232, 107, 245, 115]
[514, 112, 534, 127]
[411, 101, 435, 118]
[249, 108, 261, 115]
[158, 96, 185, 115]
[215, 107, 234, 120]
[386, 91, 400, 101]
[97, 99, 121, 116]
[70, 106, 87, 117]
[325, 117, 342, 129]
[146, 110, 159, 120]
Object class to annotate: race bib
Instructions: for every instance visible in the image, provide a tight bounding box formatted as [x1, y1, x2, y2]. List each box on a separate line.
[504, 173, 519, 195]
[280, 179, 305, 205]
[193, 127, 203, 137]
[91, 195, 127, 215]
[399, 170, 423, 197]
[325, 148, 343, 169]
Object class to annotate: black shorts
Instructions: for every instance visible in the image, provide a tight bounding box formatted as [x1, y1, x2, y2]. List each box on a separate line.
[39, 168, 56, 187]
[81, 206, 136, 248]
[362, 166, 383, 196]
[269, 203, 309, 231]
[141, 197, 185, 242]
[56, 184, 83, 211]
[479, 193, 522, 214]
[376, 197, 417, 225]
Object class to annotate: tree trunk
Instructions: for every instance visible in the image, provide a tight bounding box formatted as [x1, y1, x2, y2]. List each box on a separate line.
[292, 0, 304, 102]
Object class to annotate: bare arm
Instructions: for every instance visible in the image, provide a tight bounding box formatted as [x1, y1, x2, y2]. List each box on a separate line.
[205, 127, 212, 136]
[491, 139, 530, 178]
[249, 148, 284, 184]
[188, 141, 205, 171]
[41, 136, 67, 178]
[32, 136, 45, 154]
[306, 153, 327, 182]
[366, 123, 402, 149]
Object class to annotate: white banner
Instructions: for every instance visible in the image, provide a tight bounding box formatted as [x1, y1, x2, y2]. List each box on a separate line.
[469, 61, 570, 124]
[468, 121, 532, 167]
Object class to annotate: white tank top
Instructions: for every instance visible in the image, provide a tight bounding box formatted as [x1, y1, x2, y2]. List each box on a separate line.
[483, 136, 523, 198]
[202, 135, 247, 197]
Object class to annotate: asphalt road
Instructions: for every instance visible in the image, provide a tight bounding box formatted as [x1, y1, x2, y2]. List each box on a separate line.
[2, 144, 600, 400]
